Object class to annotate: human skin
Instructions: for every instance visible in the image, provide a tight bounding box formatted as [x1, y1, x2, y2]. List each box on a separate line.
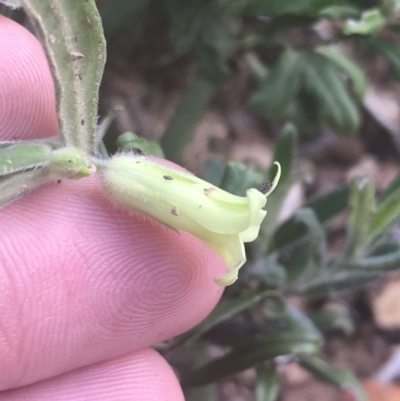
[0, 15, 225, 400]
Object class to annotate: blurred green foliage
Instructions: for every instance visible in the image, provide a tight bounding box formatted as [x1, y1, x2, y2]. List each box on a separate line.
[94, 0, 400, 399]
[99, 0, 400, 163]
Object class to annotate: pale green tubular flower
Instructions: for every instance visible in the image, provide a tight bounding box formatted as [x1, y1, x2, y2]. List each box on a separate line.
[100, 154, 281, 286]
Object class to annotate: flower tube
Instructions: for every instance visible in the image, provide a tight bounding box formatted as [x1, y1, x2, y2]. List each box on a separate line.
[100, 154, 280, 286]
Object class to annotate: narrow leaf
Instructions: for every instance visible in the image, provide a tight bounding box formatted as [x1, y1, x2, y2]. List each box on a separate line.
[344, 178, 375, 261]
[21, 0, 106, 153]
[317, 46, 367, 99]
[369, 186, 400, 237]
[256, 366, 280, 401]
[0, 168, 52, 207]
[180, 331, 320, 387]
[344, 246, 400, 271]
[298, 354, 367, 401]
[248, 48, 301, 120]
[379, 171, 400, 202]
[301, 52, 361, 133]
[0, 143, 51, 177]
[298, 270, 382, 295]
[172, 289, 284, 349]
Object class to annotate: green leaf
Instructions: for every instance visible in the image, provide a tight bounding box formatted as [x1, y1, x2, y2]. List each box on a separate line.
[301, 52, 361, 133]
[0, 143, 51, 177]
[247, 254, 287, 287]
[179, 342, 219, 401]
[316, 46, 367, 99]
[343, 8, 386, 35]
[255, 366, 279, 401]
[248, 49, 301, 120]
[0, 168, 52, 207]
[344, 242, 400, 271]
[185, 384, 218, 401]
[344, 178, 375, 261]
[369, 186, 400, 237]
[273, 209, 327, 285]
[219, 161, 264, 196]
[298, 354, 367, 401]
[116, 132, 164, 158]
[172, 289, 284, 349]
[284, 304, 322, 337]
[305, 184, 350, 223]
[279, 241, 316, 283]
[180, 331, 321, 387]
[298, 269, 383, 295]
[21, 0, 106, 154]
[202, 158, 226, 187]
[272, 208, 326, 257]
[242, 0, 348, 17]
[269, 185, 349, 261]
[319, 5, 361, 19]
[161, 74, 216, 163]
[308, 309, 354, 335]
[379, 171, 400, 202]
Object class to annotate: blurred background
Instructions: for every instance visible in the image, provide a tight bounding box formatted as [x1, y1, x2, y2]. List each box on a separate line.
[4, 0, 400, 400]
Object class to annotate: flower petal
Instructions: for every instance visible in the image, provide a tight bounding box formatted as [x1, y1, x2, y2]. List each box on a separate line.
[202, 233, 246, 286]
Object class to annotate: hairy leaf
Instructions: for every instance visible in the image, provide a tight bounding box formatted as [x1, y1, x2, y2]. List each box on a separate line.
[0, 168, 52, 207]
[21, 0, 106, 153]
[0, 143, 51, 177]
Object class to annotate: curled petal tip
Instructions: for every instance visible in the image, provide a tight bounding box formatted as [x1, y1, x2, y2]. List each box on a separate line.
[265, 162, 281, 197]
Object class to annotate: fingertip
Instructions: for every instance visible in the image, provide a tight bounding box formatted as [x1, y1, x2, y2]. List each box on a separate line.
[0, 348, 185, 401]
[1, 176, 225, 388]
[0, 16, 58, 140]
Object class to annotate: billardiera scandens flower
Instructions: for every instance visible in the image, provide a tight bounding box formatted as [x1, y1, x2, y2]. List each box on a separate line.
[100, 154, 281, 286]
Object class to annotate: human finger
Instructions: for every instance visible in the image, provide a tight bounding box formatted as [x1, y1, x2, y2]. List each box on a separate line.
[0, 15, 58, 140]
[0, 348, 184, 401]
[0, 175, 225, 390]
